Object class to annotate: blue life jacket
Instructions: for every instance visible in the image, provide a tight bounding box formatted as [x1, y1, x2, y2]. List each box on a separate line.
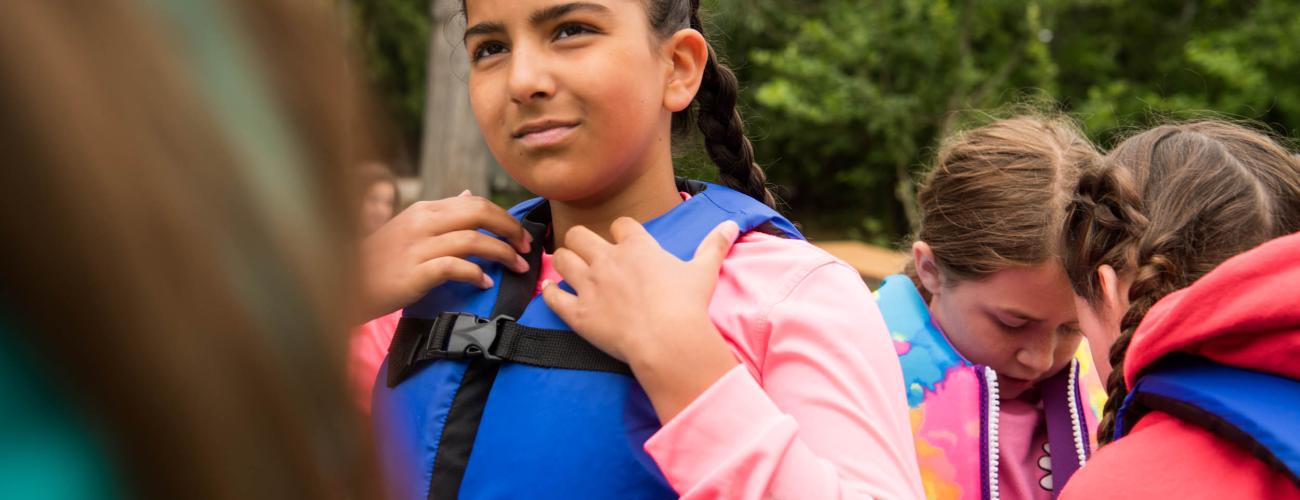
[1115, 354, 1300, 488]
[372, 180, 801, 500]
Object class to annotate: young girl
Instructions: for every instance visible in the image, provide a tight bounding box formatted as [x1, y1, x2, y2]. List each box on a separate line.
[1057, 121, 1300, 499]
[370, 1, 923, 499]
[873, 116, 1107, 499]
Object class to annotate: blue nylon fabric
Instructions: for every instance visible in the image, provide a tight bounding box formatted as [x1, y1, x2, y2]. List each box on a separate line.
[373, 182, 800, 499]
[1116, 357, 1300, 483]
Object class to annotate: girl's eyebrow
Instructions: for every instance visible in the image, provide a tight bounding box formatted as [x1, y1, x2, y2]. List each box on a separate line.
[465, 2, 611, 42]
[464, 21, 506, 43]
[994, 307, 1043, 323]
[529, 2, 611, 25]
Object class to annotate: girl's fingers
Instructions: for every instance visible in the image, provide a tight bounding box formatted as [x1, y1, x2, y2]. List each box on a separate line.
[424, 196, 531, 254]
[551, 247, 591, 289]
[562, 225, 610, 261]
[418, 256, 494, 290]
[690, 221, 740, 272]
[609, 217, 651, 244]
[540, 282, 581, 329]
[417, 230, 528, 273]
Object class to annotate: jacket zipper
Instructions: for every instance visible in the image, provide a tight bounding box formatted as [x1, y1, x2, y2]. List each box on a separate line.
[1067, 358, 1088, 466]
[981, 366, 1000, 500]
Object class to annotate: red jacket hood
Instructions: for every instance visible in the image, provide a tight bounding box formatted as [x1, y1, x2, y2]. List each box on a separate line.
[1124, 231, 1300, 389]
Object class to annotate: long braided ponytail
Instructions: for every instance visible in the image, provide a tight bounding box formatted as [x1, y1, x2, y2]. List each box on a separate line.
[1062, 121, 1300, 444]
[648, 0, 777, 208]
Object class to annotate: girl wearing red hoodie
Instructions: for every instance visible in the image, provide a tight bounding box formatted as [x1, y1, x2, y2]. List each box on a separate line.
[1058, 121, 1300, 498]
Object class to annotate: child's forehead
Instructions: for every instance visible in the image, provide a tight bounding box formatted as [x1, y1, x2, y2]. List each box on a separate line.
[464, 0, 639, 23]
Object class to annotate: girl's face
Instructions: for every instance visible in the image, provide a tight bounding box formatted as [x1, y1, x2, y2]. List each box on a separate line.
[361, 181, 396, 235]
[464, 0, 678, 203]
[914, 243, 1083, 400]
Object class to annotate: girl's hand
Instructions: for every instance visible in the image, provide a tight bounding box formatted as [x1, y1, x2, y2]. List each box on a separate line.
[542, 217, 741, 422]
[358, 191, 531, 320]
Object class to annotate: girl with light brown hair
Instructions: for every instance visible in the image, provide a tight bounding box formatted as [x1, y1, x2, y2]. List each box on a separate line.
[877, 115, 1107, 499]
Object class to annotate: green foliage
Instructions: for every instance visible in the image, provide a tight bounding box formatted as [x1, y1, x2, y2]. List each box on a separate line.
[350, 0, 432, 161]
[706, 0, 1300, 243]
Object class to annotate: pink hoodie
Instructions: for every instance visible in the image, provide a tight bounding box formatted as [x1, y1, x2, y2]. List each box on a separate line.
[1061, 232, 1300, 499]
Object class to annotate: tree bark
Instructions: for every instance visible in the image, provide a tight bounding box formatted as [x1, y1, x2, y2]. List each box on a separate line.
[419, 0, 491, 199]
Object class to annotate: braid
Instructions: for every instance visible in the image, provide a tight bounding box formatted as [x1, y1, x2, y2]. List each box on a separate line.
[1062, 162, 1146, 302]
[1063, 162, 1149, 445]
[686, 4, 777, 208]
[1065, 121, 1300, 445]
[1097, 241, 1184, 444]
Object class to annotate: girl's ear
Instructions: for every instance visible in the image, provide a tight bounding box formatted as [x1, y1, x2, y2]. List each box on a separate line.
[662, 28, 708, 113]
[1097, 264, 1135, 316]
[912, 241, 944, 297]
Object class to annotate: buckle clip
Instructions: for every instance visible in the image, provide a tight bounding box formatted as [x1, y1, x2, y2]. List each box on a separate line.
[439, 313, 512, 361]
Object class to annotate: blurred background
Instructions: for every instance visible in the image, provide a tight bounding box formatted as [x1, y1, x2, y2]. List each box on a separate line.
[346, 0, 1300, 247]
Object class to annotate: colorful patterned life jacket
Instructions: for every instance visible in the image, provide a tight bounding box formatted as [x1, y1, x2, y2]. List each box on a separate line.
[874, 275, 1106, 500]
[1116, 354, 1300, 489]
[371, 180, 802, 500]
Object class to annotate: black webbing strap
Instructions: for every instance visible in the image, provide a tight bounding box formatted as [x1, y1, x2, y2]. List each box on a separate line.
[388, 313, 630, 388]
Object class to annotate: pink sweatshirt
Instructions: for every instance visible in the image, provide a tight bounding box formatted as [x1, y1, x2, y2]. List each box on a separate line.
[350, 310, 400, 412]
[642, 231, 921, 499]
[352, 230, 923, 499]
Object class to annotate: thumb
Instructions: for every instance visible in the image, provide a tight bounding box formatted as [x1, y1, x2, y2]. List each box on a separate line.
[541, 281, 582, 329]
[691, 221, 740, 272]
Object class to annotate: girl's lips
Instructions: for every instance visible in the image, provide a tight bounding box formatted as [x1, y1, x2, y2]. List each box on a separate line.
[515, 123, 579, 149]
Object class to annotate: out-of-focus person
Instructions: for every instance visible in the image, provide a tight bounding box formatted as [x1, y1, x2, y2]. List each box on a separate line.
[358, 161, 400, 236]
[0, 1, 384, 499]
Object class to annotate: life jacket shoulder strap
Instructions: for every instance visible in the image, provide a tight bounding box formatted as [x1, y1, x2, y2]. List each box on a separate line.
[1117, 355, 1300, 488]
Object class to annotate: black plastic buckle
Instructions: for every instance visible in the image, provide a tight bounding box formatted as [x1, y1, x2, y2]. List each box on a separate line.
[434, 313, 513, 361]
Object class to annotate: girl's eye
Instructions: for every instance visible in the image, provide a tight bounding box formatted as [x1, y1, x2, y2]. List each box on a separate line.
[554, 23, 592, 40]
[997, 316, 1029, 331]
[472, 42, 507, 61]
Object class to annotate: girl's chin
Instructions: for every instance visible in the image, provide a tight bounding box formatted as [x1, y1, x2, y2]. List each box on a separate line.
[997, 377, 1037, 400]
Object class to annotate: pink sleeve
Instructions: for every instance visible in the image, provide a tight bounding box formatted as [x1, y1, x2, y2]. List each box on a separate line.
[349, 311, 401, 412]
[644, 262, 924, 499]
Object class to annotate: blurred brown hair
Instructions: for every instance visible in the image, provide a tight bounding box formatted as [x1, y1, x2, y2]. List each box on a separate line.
[906, 115, 1101, 296]
[1061, 121, 1300, 444]
[0, 1, 381, 498]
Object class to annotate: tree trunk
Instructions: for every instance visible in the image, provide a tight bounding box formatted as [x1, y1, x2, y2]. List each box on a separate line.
[419, 0, 491, 199]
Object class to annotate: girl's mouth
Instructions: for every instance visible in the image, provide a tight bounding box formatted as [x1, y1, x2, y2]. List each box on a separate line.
[512, 120, 580, 149]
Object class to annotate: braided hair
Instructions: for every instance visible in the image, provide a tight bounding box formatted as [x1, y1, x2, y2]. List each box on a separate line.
[1061, 121, 1300, 444]
[647, 0, 777, 208]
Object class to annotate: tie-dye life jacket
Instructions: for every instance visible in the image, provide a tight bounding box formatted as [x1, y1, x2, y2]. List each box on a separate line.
[874, 275, 1106, 500]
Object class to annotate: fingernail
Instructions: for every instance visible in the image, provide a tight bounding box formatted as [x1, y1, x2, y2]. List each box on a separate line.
[519, 232, 533, 253]
[513, 255, 530, 273]
[459, 189, 472, 197]
[479, 275, 495, 289]
[721, 221, 740, 241]
[541, 279, 552, 289]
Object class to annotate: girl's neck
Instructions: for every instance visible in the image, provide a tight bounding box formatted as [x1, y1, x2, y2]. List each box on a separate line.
[551, 158, 682, 249]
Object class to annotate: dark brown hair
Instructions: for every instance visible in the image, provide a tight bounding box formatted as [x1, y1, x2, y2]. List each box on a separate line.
[1062, 121, 1300, 444]
[461, 0, 777, 207]
[0, 1, 380, 498]
[906, 115, 1101, 295]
